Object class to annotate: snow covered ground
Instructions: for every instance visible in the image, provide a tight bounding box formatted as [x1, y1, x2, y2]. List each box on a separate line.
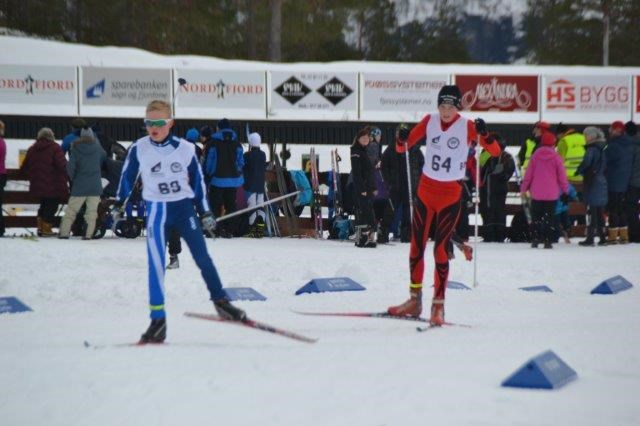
[1, 235, 639, 426]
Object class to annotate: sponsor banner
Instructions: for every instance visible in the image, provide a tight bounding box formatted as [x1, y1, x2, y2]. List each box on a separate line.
[174, 69, 266, 119]
[454, 74, 539, 124]
[542, 75, 632, 123]
[80, 67, 171, 117]
[635, 76, 640, 121]
[269, 71, 358, 120]
[360, 73, 448, 122]
[455, 75, 538, 112]
[0, 65, 77, 116]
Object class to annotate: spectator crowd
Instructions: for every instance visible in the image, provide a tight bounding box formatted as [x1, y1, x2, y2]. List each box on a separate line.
[1, 115, 639, 253]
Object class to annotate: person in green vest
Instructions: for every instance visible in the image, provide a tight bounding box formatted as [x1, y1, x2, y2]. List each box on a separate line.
[517, 121, 549, 176]
[555, 123, 586, 183]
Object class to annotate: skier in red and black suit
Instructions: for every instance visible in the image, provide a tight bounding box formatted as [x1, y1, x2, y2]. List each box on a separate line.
[387, 85, 501, 325]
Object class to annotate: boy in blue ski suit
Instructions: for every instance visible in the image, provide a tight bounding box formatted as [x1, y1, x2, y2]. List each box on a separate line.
[114, 100, 246, 343]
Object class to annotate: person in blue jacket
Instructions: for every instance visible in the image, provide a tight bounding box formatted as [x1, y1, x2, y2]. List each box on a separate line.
[576, 126, 608, 246]
[61, 118, 87, 155]
[243, 132, 267, 237]
[554, 183, 577, 243]
[605, 121, 634, 244]
[204, 118, 244, 238]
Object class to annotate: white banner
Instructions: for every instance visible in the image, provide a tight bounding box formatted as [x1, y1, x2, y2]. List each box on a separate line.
[174, 69, 266, 119]
[360, 73, 448, 122]
[0, 65, 77, 116]
[268, 71, 358, 120]
[542, 75, 632, 123]
[80, 67, 172, 117]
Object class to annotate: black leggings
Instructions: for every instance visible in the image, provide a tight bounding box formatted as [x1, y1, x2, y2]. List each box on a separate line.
[531, 200, 556, 243]
[607, 191, 627, 228]
[38, 198, 61, 223]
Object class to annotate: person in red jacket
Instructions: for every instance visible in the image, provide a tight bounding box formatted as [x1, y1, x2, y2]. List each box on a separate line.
[387, 85, 501, 325]
[20, 127, 69, 236]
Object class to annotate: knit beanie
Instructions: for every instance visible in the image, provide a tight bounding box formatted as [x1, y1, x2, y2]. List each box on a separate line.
[185, 128, 199, 142]
[437, 85, 462, 109]
[541, 132, 556, 147]
[80, 127, 95, 141]
[625, 121, 638, 136]
[217, 118, 231, 130]
[248, 132, 261, 147]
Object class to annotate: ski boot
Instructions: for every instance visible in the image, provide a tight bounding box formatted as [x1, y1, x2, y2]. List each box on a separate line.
[429, 299, 445, 326]
[167, 254, 179, 269]
[387, 288, 422, 318]
[140, 318, 167, 344]
[214, 298, 246, 321]
[531, 239, 539, 248]
[543, 240, 553, 249]
[364, 227, 377, 248]
[578, 238, 595, 247]
[619, 227, 629, 244]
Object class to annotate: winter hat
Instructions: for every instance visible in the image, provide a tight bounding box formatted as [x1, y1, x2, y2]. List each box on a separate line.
[541, 132, 556, 147]
[610, 121, 625, 132]
[583, 126, 605, 144]
[369, 127, 382, 138]
[200, 125, 212, 139]
[534, 121, 550, 131]
[185, 128, 199, 142]
[555, 122, 568, 135]
[217, 118, 231, 130]
[248, 132, 261, 147]
[80, 127, 95, 141]
[437, 85, 462, 109]
[37, 127, 55, 141]
[625, 120, 638, 136]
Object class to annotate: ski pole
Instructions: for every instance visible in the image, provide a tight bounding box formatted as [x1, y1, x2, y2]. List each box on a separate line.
[473, 136, 481, 288]
[403, 141, 414, 223]
[216, 191, 300, 223]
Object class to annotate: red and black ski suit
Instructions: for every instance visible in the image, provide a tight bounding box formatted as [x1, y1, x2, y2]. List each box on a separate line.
[397, 113, 501, 300]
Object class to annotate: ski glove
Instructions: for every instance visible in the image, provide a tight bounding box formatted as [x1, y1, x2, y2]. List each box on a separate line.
[398, 126, 410, 142]
[201, 211, 217, 235]
[474, 118, 488, 136]
[560, 193, 570, 205]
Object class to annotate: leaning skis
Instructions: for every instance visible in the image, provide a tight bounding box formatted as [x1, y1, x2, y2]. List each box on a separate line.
[309, 147, 323, 238]
[184, 312, 318, 343]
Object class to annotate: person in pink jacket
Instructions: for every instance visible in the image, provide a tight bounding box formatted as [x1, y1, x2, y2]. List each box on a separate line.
[521, 132, 569, 248]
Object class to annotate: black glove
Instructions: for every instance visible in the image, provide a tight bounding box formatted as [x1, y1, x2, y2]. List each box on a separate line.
[474, 118, 488, 136]
[201, 211, 217, 236]
[398, 126, 410, 141]
[560, 193, 570, 205]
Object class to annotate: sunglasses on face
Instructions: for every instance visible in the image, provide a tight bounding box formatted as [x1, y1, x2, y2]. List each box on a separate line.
[143, 118, 173, 128]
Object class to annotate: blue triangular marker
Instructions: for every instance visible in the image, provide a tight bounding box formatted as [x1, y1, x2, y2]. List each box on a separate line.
[447, 281, 471, 290]
[502, 350, 577, 390]
[224, 287, 267, 301]
[591, 275, 633, 295]
[0, 297, 33, 314]
[295, 277, 365, 295]
[520, 285, 553, 293]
